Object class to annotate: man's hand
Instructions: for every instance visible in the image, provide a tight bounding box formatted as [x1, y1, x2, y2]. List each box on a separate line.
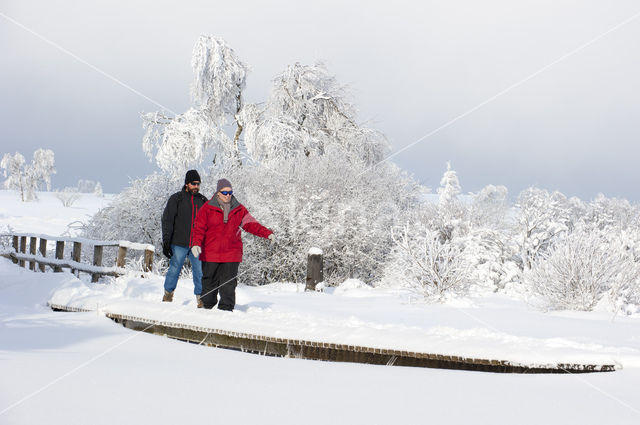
[268, 234, 275, 244]
[191, 246, 202, 258]
[162, 242, 172, 259]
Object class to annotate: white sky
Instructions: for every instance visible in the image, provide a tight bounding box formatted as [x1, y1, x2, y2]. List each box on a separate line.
[1, 0, 640, 201]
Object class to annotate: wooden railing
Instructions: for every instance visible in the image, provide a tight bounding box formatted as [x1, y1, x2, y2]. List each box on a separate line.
[2, 232, 155, 282]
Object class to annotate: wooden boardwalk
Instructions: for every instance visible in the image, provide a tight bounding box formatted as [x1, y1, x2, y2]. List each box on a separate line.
[49, 303, 617, 374]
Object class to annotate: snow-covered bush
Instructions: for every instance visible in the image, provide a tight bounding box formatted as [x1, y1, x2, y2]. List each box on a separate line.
[525, 229, 640, 311]
[514, 187, 572, 271]
[383, 223, 472, 300]
[228, 150, 421, 285]
[55, 187, 82, 207]
[84, 172, 180, 248]
[1, 149, 55, 201]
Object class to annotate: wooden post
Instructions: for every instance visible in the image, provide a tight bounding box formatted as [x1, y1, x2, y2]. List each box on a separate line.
[38, 238, 47, 272]
[143, 248, 153, 273]
[305, 247, 323, 291]
[72, 242, 82, 276]
[91, 245, 103, 283]
[11, 236, 19, 264]
[54, 241, 65, 272]
[116, 246, 127, 268]
[29, 237, 37, 271]
[19, 236, 26, 268]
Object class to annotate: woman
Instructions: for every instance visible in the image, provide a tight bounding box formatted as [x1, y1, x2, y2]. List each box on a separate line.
[190, 178, 274, 311]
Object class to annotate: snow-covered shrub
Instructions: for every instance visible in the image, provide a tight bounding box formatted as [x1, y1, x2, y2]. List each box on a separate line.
[383, 223, 472, 300]
[84, 172, 180, 250]
[464, 228, 519, 291]
[55, 187, 82, 207]
[514, 187, 572, 271]
[525, 229, 640, 311]
[225, 149, 422, 285]
[465, 185, 520, 290]
[1, 149, 55, 201]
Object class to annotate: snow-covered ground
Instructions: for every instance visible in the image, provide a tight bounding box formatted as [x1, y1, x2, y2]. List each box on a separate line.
[0, 190, 113, 236]
[2, 190, 640, 424]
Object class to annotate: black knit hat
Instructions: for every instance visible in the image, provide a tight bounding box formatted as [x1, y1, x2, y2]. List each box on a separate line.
[216, 178, 232, 192]
[185, 170, 201, 184]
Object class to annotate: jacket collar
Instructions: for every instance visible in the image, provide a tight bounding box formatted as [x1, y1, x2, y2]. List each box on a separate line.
[208, 194, 241, 211]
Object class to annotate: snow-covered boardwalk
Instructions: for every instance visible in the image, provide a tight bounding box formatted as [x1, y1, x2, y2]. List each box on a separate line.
[46, 274, 639, 374]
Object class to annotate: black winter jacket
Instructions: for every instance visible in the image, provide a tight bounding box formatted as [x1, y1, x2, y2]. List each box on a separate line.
[161, 188, 208, 247]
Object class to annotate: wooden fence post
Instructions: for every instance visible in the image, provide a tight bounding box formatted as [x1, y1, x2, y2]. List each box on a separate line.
[306, 247, 323, 291]
[29, 237, 37, 271]
[91, 245, 103, 283]
[72, 242, 82, 276]
[12, 236, 19, 264]
[143, 248, 153, 272]
[19, 236, 26, 268]
[54, 240, 64, 272]
[116, 246, 127, 268]
[38, 238, 47, 272]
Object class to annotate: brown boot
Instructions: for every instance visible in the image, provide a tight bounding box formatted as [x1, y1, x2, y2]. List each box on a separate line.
[162, 290, 174, 302]
[196, 295, 203, 308]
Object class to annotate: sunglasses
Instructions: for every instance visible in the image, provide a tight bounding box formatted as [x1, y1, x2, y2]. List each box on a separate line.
[189, 182, 201, 186]
[220, 190, 233, 196]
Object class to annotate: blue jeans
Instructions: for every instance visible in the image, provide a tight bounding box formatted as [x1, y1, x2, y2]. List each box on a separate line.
[163, 244, 202, 295]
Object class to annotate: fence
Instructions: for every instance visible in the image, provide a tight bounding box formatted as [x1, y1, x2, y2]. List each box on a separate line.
[2, 232, 155, 282]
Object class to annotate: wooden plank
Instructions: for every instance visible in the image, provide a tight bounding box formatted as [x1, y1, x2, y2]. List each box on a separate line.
[91, 245, 103, 283]
[305, 250, 323, 291]
[38, 238, 47, 272]
[54, 241, 64, 272]
[143, 249, 153, 272]
[116, 246, 127, 268]
[19, 236, 26, 268]
[29, 237, 37, 271]
[11, 236, 19, 264]
[72, 242, 81, 276]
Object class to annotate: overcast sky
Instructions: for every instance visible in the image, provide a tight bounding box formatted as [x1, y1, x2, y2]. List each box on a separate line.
[1, 0, 640, 201]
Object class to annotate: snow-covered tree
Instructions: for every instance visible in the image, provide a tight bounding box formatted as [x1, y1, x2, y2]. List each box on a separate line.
[142, 36, 249, 178]
[94, 182, 104, 197]
[1, 152, 26, 201]
[77, 179, 97, 193]
[426, 162, 468, 244]
[514, 187, 571, 271]
[240, 62, 388, 165]
[470, 185, 509, 230]
[1, 149, 55, 201]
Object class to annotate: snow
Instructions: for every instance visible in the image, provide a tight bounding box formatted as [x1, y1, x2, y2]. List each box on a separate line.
[308, 246, 323, 256]
[0, 190, 114, 236]
[2, 191, 640, 424]
[45, 274, 640, 368]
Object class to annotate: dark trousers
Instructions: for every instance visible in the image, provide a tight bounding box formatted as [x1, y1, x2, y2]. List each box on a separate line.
[201, 262, 240, 311]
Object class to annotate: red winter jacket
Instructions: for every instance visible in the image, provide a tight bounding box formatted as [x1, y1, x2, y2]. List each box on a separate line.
[191, 195, 272, 263]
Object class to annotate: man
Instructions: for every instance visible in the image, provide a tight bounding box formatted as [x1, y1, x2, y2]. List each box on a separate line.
[161, 169, 208, 307]
[191, 178, 274, 311]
